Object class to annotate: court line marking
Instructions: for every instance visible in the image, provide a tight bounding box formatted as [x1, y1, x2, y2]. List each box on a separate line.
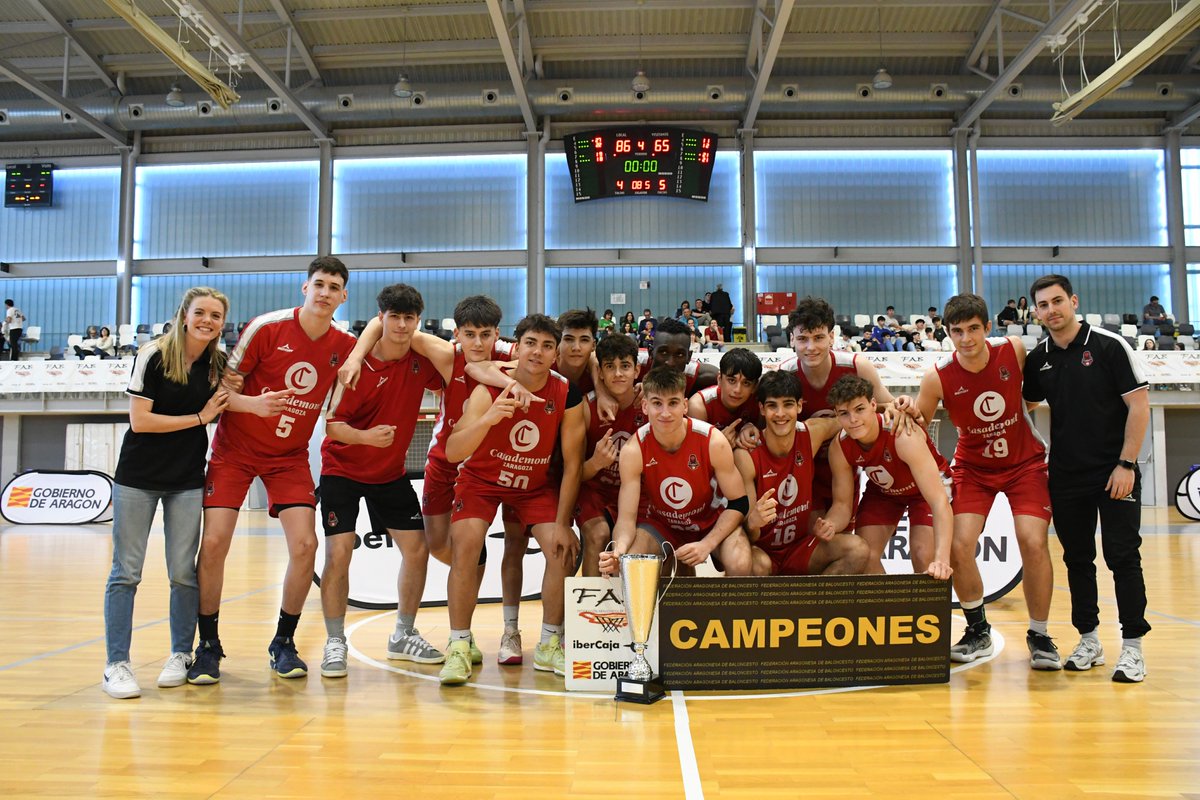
[346, 612, 1007, 701]
[672, 691, 705, 800]
[0, 582, 281, 674]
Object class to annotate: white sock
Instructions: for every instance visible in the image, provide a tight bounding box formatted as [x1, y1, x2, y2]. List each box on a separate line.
[503, 605, 520, 631]
[450, 629, 472, 643]
[1122, 637, 1143, 652]
[1081, 629, 1100, 642]
[540, 623, 563, 644]
[1029, 619, 1048, 635]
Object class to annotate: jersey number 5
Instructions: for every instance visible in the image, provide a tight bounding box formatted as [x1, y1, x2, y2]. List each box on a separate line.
[276, 414, 295, 438]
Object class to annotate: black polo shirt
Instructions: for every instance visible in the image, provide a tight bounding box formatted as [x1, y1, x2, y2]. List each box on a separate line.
[114, 341, 218, 491]
[1022, 322, 1147, 496]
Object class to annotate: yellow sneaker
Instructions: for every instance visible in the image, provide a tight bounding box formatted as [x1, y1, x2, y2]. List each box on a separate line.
[448, 634, 483, 665]
[439, 640, 473, 685]
[533, 633, 565, 676]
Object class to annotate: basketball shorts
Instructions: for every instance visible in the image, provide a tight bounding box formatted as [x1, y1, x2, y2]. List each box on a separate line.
[204, 451, 314, 517]
[319, 474, 423, 536]
[451, 478, 559, 527]
[856, 486, 933, 529]
[420, 455, 458, 517]
[951, 458, 1052, 521]
[760, 534, 821, 576]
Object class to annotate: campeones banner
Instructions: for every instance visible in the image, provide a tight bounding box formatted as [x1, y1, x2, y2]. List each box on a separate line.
[657, 574, 951, 690]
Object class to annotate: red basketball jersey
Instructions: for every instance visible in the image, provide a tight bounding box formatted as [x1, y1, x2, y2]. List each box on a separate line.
[694, 384, 759, 428]
[936, 337, 1046, 470]
[836, 415, 948, 499]
[212, 308, 356, 460]
[321, 349, 443, 483]
[780, 350, 859, 421]
[426, 340, 515, 465]
[583, 392, 646, 507]
[458, 370, 573, 491]
[637, 418, 722, 534]
[750, 423, 816, 550]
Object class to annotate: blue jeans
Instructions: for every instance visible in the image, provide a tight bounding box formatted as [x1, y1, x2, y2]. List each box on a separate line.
[103, 484, 202, 663]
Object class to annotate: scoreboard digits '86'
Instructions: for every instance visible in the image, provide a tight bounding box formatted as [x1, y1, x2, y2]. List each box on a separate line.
[565, 127, 717, 202]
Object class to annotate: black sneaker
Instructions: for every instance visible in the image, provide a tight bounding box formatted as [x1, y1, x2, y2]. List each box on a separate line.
[949, 623, 994, 663]
[186, 639, 225, 685]
[268, 636, 308, 679]
[1027, 630, 1063, 671]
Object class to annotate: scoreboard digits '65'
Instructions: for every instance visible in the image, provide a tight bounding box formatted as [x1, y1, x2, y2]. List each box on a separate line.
[565, 127, 717, 202]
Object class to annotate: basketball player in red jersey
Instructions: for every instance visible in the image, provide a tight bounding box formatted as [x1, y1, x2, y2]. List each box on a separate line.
[826, 375, 953, 581]
[318, 284, 481, 678]
[644, 317, 718, 396]
[775, 297, 894, 524]
[440, 314, 585, 685]
[734, 371, 870, 576]
[599, 367, 753, 579]
[688, 348, 763, 438]
[578, 333, 643, 577]
[341, 295, 526, 664]
[899, 293, 1060, 669]
[189, 257, 357, 684]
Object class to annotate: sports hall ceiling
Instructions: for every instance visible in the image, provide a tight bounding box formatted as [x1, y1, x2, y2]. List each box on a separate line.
[2, 0, 1200, 148]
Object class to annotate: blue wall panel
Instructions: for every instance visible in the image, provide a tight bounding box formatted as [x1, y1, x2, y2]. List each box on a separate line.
[135, 162, 318, 260]
[334, 155, 526, 254]
[755, 151, 954, 247]
[756, 264, 958, 320]
[977, 150, 1166, 246]
[546, 265, 742, 324]
[0, 276, 116, 351]
[983, 264, 1170, 318]
[546, 153, 740, 249]
[0, 168, 119, 263]
[134, 271, 305, 329]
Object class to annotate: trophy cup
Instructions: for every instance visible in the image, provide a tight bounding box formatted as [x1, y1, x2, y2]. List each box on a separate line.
[615, 553, 670, 704]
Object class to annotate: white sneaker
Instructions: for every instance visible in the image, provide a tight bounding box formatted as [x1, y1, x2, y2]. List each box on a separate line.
[1112, 645, 1146, 683]
[157, 652, 192, 688]
[497, 629, 523, 665]
[1064, 637, 1105, 671]
[103, 661, 141, 699]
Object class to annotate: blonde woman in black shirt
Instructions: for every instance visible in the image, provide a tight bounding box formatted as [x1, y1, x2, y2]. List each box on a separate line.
[102, 287, 230, 699]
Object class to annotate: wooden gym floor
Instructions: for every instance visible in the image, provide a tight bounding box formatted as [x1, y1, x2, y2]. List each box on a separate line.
[0, 509, 1197, 799]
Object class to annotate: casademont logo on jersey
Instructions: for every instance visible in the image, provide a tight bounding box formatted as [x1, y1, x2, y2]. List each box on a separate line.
[777, 475, 799, 508]
[865, 466, 895, 491]
[509, 420, 540, 453]
[973, 391, 1005, 422]
[660, 477, 693, 510]
[285, 362, 319, 395]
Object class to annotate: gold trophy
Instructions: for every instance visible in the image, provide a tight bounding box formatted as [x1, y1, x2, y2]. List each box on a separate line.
[615, 553, 670, 704]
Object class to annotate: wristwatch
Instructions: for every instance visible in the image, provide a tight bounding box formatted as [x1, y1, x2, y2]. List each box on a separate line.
[1118, 459, 1136, 470]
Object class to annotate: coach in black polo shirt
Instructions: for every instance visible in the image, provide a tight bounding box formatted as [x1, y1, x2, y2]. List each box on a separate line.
[1023, 274, 1150, 684]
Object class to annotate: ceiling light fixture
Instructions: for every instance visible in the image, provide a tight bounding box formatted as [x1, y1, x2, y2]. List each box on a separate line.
[394, 7, 415, 99]
[632, 0, 649, 93]
[165, 81, 185, 107]
[871, 3, 893, 90]
[393, 73, 413, 98]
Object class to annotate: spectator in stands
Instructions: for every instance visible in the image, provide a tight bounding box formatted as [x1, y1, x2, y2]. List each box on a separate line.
[677, 300, 692, 319]
[693, 301, 712, 328]
[997, 299, 1019, 327]
[95, 327, 117, 359]
[927, 306, 939, 320]
[930, 315, 948, 343]
[836, 330, 861, 352]
[883, 306, 900, 327]
[905, 331, 927, 352]
[708, 284, 734, 340]
[638, 319, 656, 348]
[75, 325, 101, 359]
[622, 311, 637, 331]
[860, 329, 883, 352]
[685, 317, 703, 351]
[4, 299, 25, 361]
[598, 309, 615, 338]
[638, 309, 656, 334]
[703, 319, 724, 351]
[873, 316, 901, 352]
[621, 321, 637, 342]
[1143, 295, 1167, 325]
[1016, 296, 1031, 325]
[1142, 338, 1156, 350]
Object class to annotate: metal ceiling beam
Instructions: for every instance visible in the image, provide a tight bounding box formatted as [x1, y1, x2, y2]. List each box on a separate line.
[23, 0, 117, 90]
[955, 0, 1098, 130]
[513, 0, 536, 76]
[743, 0, 795, 130]
[746, 0, 768, 75]
[961, 0, 1005, 75]
[187, 0, 329, 140]
[0, 56, 127, 147]
[1168, 96, 1200, 129]
[264, 0, 322, 84]
[483, 0, 536, 131]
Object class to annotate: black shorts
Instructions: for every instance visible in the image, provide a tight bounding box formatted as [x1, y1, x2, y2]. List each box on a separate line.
[318, 474, 423, 537]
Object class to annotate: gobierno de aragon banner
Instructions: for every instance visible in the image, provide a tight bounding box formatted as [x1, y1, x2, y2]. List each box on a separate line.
[1, 470, 114, 524]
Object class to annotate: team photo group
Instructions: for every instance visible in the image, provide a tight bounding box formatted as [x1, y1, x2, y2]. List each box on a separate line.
[101, 255, 1151, 698]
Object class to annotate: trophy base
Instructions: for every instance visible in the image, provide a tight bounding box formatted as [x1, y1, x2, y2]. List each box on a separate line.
[615, 675, 666, 705]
